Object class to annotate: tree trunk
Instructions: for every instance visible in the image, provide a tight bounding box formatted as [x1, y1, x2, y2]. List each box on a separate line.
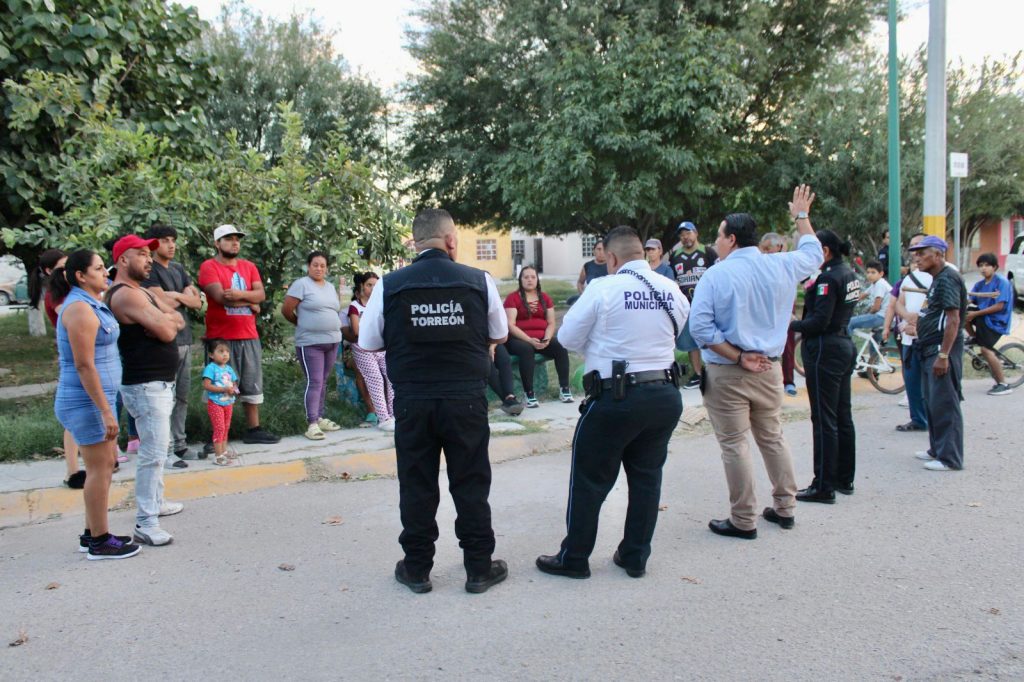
[28, 302, 46, 337]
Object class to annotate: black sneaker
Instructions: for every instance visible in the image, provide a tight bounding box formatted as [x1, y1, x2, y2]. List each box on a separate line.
[87, 533, 141, 561]
[200, 442, 213, 459]
[683, 375, 701, 390]
[988, 383, 1013, 396]
[500, 396, 525, 416]
[242, 427, 280, 444]
[175, 447, 196, 461]
[167, 456, 188, 469]
[394, 560, 432, 594]
[465, 559, 509, 593]
[64, 470, 86, 489]
[79, 530, 134, 553]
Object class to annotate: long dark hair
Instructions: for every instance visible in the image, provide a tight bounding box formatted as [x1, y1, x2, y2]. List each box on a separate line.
[352, 272, 378, 302]
[49, 249, 98, 302]
[816, 229, 851, 260]
[517, 265, 546, 314]
[28, 248, 66, 307]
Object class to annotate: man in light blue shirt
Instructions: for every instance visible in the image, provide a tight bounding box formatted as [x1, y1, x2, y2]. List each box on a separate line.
[689, 185, 823, 540]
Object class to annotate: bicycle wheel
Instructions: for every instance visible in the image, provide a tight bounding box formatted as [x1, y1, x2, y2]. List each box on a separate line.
[996, 342, 1024, 389]
[865, 343, 905, 394]
[793, 339, 805, 377]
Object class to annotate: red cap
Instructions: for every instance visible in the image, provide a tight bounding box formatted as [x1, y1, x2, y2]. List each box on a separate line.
[112, 235, 159, 263]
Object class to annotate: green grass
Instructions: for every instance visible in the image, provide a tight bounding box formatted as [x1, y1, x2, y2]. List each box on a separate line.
[0, 394, 65, 461]
[0, 312, 59, 388]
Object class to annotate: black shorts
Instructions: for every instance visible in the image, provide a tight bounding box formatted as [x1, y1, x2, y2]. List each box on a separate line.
[974, 322, 1002, 350]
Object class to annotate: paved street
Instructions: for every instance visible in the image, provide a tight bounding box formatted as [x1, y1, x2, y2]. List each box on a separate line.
[2, 379, 1022, 680]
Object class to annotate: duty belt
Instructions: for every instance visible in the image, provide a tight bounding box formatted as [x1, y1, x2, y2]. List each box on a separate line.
[597, 368, 674, 390]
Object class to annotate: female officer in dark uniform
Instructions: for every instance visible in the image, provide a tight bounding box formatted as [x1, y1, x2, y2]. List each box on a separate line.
[789, 230, 861, 503]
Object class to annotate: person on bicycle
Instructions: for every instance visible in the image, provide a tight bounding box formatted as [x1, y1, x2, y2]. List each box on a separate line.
[847, 260, 890, 339]
[789, 230, 861, 504]
[966, 252, 1015, 396]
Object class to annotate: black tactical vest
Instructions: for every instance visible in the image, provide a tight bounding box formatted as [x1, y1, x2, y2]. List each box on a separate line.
[382, 249, 491, 398]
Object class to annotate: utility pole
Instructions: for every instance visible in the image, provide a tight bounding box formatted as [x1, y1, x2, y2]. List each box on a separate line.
[922, 0, 947, 241]
[886, 0, 901, 284]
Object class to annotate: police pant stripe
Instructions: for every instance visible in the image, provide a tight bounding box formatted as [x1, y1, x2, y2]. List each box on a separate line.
[559, 399, 597, 563]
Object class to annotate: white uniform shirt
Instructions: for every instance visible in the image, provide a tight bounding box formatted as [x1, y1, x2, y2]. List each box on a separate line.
[558, 259, 689, 377]
[898, 269, 934, 346]
[358, 252, 508, 351]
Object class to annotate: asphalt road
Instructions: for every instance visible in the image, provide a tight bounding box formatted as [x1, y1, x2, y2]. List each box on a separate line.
[2, 380, 1022, 680]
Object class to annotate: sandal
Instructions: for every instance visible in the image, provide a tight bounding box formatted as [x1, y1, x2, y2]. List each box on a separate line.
[895, 422, 926, 432]
[211, 453, 232, 466]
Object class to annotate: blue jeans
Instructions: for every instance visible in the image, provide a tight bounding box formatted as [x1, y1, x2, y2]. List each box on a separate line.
[121, 381, 173, 528]
[847, 313, 884, 336]
[902, 344, 928, 427]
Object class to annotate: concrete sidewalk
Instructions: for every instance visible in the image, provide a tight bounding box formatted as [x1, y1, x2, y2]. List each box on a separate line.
[1, 387, 750, 528]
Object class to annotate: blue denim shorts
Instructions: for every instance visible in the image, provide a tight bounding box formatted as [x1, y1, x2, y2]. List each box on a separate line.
[675, 317, 699, 353]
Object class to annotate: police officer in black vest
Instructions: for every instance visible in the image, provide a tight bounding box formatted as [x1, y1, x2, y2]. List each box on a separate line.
[790, 229, 861, 503]
[358, 209, 511, 594]
[536, 226, 688, 580]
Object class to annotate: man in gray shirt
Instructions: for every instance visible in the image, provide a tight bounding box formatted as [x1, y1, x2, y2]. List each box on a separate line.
[143, 223, 202, 465]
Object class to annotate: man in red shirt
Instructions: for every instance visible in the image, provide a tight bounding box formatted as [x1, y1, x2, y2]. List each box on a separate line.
[198, 225, 280, 444]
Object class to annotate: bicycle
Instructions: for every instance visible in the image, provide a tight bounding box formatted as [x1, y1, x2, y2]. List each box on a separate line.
[963, 336, 1024, 388]
[793, 328, 905, 394]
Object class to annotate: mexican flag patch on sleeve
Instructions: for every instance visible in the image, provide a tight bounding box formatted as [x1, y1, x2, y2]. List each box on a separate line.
[816, 283, 829, 296]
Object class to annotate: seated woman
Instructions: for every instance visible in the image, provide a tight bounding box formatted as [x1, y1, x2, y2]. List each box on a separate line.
[503, 266, 573, 407]
[489, 343, 524, 415]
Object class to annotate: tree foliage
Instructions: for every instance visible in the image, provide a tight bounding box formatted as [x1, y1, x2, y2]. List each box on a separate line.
[10, 71, 409, 346]
[773, 48, 1024, 261]
[0, 0, 216, 259]
[203, 1, 388, 163]
[404, 0, 884, 240]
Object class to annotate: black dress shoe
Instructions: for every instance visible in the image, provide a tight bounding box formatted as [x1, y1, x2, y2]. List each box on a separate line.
[796, 486, 836, 504]
[836, 483, 854, 496]
[465, 559, 508, 593]
[394, 560, 432, 594]
[535, 554, 590, 579]
[762, 507, 795, 529]
[612, 550, 645, 578]
[708, 518, 757, 540]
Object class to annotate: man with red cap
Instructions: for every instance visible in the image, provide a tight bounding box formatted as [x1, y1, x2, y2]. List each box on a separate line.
[107, 235, 187, 547]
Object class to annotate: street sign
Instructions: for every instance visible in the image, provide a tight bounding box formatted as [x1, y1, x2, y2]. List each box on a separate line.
[950, 152, 969, 178]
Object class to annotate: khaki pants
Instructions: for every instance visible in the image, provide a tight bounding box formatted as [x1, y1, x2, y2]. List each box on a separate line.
[703, 363, 797, 530]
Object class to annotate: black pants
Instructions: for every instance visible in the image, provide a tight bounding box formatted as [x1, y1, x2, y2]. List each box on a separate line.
[506, 336, 571, 394]
[557, 382, 682, 571]
[802, 334, 857, 492]
[487, 344, 514, 398]
[394, 395, 495, 576]
[920, 339, 964, 469]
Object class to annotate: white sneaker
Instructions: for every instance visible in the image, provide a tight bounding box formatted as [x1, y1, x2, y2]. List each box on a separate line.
[898, 397, 910, 408]
[317, 417, 342, 432]
[914, 451, 935, 461]
[158, 501, 184, 517]
[378, 418, 396, 432]
[133, 525, 173, 546]
[304, 423, 325, 440]
[923, 459, 954, 471]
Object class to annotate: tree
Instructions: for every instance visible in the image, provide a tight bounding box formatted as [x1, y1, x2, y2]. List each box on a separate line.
[12, 71, 409, 347]
[403, 0, 883, 241]
[769, 48, 1024, 262]
[202, 1, 388, 164]
[0, 0, 217, 264]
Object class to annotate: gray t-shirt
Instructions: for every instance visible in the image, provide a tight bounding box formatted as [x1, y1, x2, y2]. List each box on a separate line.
[286, 276, 342, 346]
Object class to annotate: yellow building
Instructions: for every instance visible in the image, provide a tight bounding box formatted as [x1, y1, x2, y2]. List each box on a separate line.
[455, 225, 513, 279]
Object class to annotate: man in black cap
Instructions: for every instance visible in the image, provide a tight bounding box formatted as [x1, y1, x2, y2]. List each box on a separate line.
[668, 221, 717, 388]
[358, 208, 511, 594]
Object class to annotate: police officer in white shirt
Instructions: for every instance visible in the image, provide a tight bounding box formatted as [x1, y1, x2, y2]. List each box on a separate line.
[536, 226, 688, 580]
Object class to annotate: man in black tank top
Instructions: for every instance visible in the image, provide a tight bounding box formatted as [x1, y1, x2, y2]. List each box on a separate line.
[107, 235, 186, 548]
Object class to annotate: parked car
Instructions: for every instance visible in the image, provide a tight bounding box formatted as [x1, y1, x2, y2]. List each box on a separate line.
[0, 274, 29, 306]
[1007, 235, 1024, 308]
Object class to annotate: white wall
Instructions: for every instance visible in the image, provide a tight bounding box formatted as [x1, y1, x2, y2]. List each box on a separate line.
[510, 230, 591, 278]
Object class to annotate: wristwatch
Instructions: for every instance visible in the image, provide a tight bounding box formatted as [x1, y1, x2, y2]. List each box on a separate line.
[795, 211, 809, 221]
[938, 352, 949, 359]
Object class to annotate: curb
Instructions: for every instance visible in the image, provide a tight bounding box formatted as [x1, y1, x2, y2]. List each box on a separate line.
[0, 428, 574, 530]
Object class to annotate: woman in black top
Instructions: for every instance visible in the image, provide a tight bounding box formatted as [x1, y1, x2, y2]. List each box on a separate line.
[789, 230, 861, 503]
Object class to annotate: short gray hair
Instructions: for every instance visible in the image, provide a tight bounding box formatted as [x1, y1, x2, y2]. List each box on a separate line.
[759, 232, 786, 251]
[412, 209, 455, 242]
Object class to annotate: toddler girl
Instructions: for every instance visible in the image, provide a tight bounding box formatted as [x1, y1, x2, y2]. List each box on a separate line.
[202, 339, 239, 465]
